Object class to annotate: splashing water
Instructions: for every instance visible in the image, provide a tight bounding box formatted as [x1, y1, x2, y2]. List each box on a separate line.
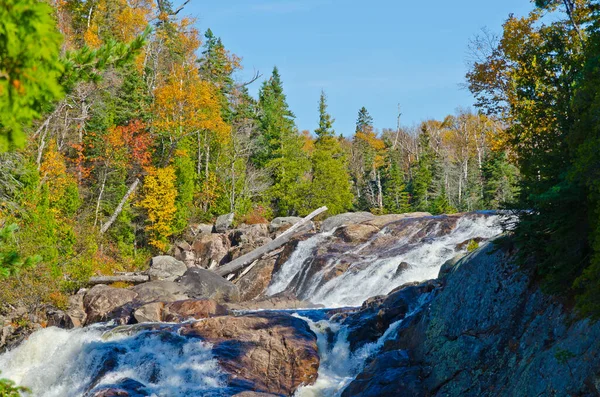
[0, 325, 224, 397]
[294, 292, 433, 396]
[268, 213, 505, 307]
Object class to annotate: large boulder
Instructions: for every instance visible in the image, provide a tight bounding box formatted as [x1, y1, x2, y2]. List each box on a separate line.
[146, 255, 187, 281]
[180, 313, 319, 395]
[192, 233, 230, 269]
[215, 212, 235, 233]
[320, 212, 375, 232]
[229, 224, 271, 247]
[83, 285, 138, 325]
[132, 280, 189, 304]
[133, 302, 164, 323]
[177, 267, 240, 303]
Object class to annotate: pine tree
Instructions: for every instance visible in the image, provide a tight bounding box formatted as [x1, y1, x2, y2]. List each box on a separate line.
[305, 91, 353, 215]
[356, 107, 374, 134]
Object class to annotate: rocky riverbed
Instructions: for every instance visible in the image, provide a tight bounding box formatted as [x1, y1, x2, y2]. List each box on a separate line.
[2, 211, 598, 396]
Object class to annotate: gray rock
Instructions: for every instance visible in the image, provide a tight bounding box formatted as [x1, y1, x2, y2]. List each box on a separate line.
[321, 212, 376, 232]
[132, 280, 189, 304]
[83, 285, 138, 325]
[215, 213, 235, 233]
[269, 216, 303, 233]
[177, 267, 240, 303]
[147, 255, 187, 281]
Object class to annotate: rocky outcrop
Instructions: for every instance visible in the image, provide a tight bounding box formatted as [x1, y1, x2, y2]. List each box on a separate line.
[177, 267, 240, 303]
[146, 255, 187, 281]
[180, 312, 319, 395]
[342, 241, 600, 396]
[269, 216, 303, 234]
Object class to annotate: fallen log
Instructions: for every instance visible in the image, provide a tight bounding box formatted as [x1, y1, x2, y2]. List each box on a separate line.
[88, 274, 149, 285]
[215, 206, 327, 277]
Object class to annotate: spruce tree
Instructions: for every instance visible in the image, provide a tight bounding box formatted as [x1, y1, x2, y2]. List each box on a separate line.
[410, 129, 435, 211]
[256, 67, 309, 215]
[383, 158, 410, 214]
[305, 91, 353, 215]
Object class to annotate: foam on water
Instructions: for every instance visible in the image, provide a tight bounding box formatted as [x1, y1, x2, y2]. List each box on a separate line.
[0, 325, 224, 397]
[269, 213, 504, 307]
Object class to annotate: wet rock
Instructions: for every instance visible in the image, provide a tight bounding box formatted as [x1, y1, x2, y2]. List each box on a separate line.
[341, 350, 422, 397]
[88, 378, 149, 397]
[132, 281, 188, 304]
[226, 292, 321, 311]
[333, 223, 379, 243]
[343, 280, 438, 351]
[192, 233, 230, 269]
[235, 257, 276, 301]
[180, 312, 319, 395]
[232, 392, 279, 397]
[146, 256, 187, 281]
[321, 212, 375, 232]
[83, 285, 138, 325]
[162, 299, 228, 322]
[177, 267, 240, 303]
[215, 213, 235, 233]
[393, 262, 410, 278]
[438, 253, 465, 278]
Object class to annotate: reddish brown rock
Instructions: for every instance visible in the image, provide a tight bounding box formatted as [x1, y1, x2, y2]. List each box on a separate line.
[180, 313, 319, 395]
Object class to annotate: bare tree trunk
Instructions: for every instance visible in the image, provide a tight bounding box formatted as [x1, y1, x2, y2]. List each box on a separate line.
[89, 274, 149, 285]
[100, 178, 140, 234]
[94, 172, 108, 227]
[376, 170, 383, 210]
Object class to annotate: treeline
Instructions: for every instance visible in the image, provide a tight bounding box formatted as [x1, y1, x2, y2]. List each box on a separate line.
[0, 0, 518, 309]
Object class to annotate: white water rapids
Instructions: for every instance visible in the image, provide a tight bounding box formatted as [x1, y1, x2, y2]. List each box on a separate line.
[0, 212, 507, 396]
[268, 212, 504, 307]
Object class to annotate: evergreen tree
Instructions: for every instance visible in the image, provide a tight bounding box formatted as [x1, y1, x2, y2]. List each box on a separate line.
[305, 91, 353, 215]
[356, 107, 374, 133]
[481, 151, 519, 209]
[256, 67, 309, 215]
[410, 129, 436, 211]
[382, 158, 410, 214]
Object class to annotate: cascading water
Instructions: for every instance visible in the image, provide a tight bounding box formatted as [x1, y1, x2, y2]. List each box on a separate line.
[267, 212, 505, 307]
[0, 324, 225, 397]
[0, 212, 508, 396]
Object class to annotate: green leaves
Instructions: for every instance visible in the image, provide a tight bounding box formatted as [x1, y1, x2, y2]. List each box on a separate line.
[0, 0, 64, 151]
[0, 223, 41, 280]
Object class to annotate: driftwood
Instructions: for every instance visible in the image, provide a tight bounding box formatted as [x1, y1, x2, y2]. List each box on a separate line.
[88, 274, 149, 285]
[215, 206, 327, 277]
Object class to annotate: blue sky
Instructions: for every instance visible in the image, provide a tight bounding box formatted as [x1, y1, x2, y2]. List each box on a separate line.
[186, 0, 536, 136]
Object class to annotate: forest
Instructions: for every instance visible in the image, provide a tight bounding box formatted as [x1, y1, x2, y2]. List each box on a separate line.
[0, 0, 599, 327]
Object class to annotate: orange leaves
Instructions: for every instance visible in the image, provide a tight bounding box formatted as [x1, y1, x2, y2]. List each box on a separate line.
[355, 130, 386, 169]
[153, 64, 230, 144]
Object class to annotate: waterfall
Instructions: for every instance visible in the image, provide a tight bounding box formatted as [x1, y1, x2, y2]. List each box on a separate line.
[268, 212, 505, 307]
[0, 325, 224, 397]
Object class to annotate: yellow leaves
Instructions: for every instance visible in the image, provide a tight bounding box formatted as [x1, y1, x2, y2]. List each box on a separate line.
[40, 143, 76, 206]
[355, 131, 385, 168]
[114, 0, 153, 42]
[138, 166, 178, 252]
[153, 64, 230, 143]
[84, 26, 102, 48]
